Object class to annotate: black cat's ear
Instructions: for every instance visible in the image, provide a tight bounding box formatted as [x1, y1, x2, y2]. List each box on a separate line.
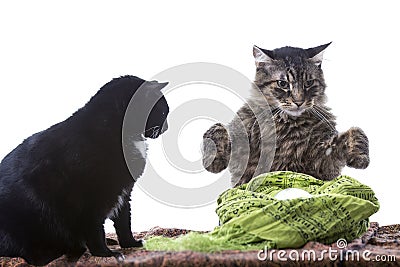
[253, 45, 275, 67]
[156, 82, 169, 90]
[306, 42, 332, 67]
[147, 81, 169, 90]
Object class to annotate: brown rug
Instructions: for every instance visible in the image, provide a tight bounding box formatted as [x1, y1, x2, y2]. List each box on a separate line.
[1, 222, 399, 266]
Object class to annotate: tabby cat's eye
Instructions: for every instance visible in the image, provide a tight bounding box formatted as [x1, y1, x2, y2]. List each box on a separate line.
[304, 80, 314, 88]
[277, 80, 289, 89]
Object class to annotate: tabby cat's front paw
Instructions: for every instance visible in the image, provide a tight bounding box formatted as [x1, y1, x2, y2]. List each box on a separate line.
[202, 123, 231, 173]
[344, 127, 370, 169]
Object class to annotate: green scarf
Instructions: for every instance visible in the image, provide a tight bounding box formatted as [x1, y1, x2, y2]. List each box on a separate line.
[145, 171, 379, 252]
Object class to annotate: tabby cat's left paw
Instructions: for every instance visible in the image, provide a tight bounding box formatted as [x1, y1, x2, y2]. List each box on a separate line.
[345, 127, 370, 169]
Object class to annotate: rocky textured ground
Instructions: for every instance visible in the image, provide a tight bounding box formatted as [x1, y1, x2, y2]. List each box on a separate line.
[1, 222, 399, 266]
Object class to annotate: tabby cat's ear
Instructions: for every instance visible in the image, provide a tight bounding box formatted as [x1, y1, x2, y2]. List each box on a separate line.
[253, 45, 275, 67]
[306, 42, 332, 67]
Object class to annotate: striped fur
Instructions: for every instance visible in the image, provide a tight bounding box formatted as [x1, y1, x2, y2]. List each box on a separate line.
[202, 44, 369, 187]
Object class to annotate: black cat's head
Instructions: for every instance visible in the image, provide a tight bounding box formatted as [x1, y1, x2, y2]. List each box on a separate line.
[142, 81, 169, 139]
[252, 43, 331, 117]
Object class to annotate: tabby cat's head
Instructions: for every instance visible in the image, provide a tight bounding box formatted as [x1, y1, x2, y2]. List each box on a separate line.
[253, 43, 331, 117]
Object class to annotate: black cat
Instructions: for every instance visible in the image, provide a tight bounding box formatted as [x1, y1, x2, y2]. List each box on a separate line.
[0, 76, 169, 265]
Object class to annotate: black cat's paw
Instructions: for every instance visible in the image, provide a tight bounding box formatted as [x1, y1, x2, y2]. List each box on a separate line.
[112, 251, 125, 263]
[65, 246, 87, 262]
[345, 127, 370, 169]
[119, 238, 143, 248]
[202, 123, 231, 173]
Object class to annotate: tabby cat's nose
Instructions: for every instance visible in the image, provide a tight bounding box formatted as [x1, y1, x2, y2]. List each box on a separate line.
[294, 101, 304, 107]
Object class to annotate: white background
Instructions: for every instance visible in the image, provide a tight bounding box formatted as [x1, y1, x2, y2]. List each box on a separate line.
[0, 1, 399, 233]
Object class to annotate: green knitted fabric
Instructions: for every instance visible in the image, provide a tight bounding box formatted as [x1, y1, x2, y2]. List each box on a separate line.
[144, 171, 379, 252]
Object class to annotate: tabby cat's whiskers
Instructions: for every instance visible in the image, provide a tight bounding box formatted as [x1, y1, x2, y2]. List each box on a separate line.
[202, 43, 370, 187]
[311, 105, 337, 134]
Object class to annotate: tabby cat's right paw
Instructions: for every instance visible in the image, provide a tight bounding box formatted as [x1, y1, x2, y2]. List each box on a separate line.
[202, 123, 231, 173]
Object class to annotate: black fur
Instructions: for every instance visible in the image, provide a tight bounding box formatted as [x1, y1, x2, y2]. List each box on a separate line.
[0, 75, 169, 265]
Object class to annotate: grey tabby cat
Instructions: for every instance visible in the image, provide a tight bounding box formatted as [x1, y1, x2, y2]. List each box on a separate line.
[202, 43, 369, 187]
